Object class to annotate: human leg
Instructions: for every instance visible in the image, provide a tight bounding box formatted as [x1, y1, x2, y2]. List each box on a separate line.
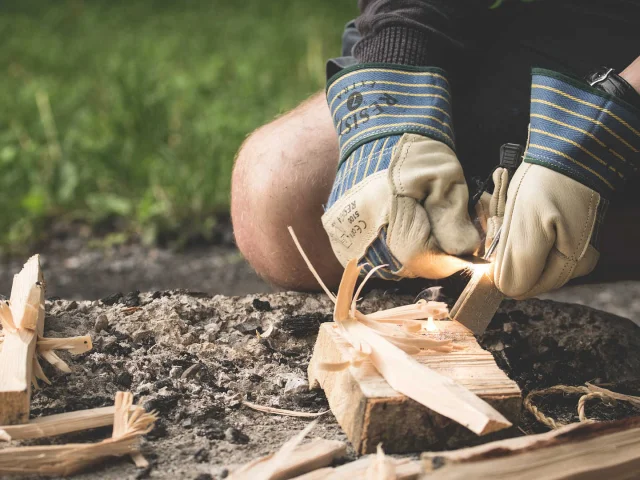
[231, 93, 343, 291]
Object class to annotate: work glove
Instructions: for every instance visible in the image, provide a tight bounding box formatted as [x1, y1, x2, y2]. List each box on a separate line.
[494, 68, 640, 299]
[475, 167, 510, 257]
[322, 64, 480, 280]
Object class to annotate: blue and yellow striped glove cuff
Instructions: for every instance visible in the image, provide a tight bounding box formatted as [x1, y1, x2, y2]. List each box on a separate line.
[326, 63, 455, 169]
[527, 68, 640, 197]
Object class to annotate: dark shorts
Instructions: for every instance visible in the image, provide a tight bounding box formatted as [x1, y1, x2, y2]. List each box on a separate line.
[331, 2, 640, 201]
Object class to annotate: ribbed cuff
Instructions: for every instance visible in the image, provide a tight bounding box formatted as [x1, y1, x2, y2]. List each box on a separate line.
[353, 26, 440, 67]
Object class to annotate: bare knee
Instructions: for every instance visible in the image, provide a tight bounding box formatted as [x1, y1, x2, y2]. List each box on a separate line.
[231, 93, 343, 290]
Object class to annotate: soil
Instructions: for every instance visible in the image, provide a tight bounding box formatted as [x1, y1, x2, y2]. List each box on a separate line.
[2, 287, 638, 479]
[2, 230, 640, 478]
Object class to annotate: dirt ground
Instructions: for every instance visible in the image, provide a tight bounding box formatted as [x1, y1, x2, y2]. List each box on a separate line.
[2, 236, 640, 479]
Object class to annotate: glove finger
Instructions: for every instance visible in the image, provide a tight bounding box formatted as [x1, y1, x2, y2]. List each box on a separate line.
[474, 191, 492, 236]
[386, 196, 470, 279]
[490, 167, 509, 218]
[426, 180, 480, 256]
[509, 244, 600, 300]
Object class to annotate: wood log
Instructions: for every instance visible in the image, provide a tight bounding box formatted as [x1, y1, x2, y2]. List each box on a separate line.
[0, 255, 45, 424]
[421, 417, 640, 479]
[308, 321, 521, 454]
[450, 266, 503, 336]
[0, 406, 118, 441]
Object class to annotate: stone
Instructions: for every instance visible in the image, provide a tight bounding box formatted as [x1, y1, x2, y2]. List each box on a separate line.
[94, 314, 109, 332]
[234, 319, 262, 335]
[251, 298, 272, 312]
[224, 427, 249, 444]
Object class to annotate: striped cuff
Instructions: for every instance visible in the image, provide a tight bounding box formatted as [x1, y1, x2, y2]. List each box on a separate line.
[526, 68, 640, 197]
[326, 63, 454, 168]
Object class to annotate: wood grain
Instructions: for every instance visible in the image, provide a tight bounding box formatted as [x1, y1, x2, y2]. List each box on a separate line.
[308, 321, 521, 454]
[450, 266, 503, 335]
[0, 255, 44, 425]
[423, 417, 640, 479]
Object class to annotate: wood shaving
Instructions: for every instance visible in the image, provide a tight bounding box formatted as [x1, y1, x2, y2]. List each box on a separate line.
[288, 227, 511, 435]
[0, 391, 157, 476]
[242, 401, 329, 418]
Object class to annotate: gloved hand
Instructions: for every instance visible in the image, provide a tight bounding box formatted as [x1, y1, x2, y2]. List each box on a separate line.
[494, 68, 640, 299]
[475, 167, 510, 257]
[322, 64, 480, 280]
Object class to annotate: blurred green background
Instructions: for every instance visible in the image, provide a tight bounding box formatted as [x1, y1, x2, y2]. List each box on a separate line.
[0, 0, 356, 253]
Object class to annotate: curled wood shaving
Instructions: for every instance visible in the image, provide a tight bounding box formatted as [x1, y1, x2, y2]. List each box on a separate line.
[287, 227, 455, 355]
[242, 401, 329, 418]
[0, 391, 157, 476]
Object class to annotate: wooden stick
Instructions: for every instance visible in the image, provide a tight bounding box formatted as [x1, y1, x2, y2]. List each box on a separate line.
[230, 436, 347, 480]
[422, 417, 640, 479]
[292, 456, 421, 480]
[450, 265, 503, 335]
[242, 401, 329, 418]
[0, 391, 157, 476]
[0, 255, 45, 424]
[0, 406, 118, 441]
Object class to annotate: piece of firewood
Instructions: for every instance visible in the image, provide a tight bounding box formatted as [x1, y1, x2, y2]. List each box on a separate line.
[449, 265, 503, 336]
[0, 255, 45, 424]
[293, 455, 421, 479]
[230, 436, 347, 480]
[290, 230, 518, 453]
[0, 391, 156, 476]
[308, 319, 521, 454]
[421, 417, 640, 479]
[0, 405, 120, 441]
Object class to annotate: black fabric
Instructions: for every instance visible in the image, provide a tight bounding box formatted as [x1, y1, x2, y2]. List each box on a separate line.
[353, 0, 491, 70]
[334, 0, 640, 199]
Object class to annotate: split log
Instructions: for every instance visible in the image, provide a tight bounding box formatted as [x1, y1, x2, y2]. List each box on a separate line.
[422, 417, 640, 479]
[308, 321, 521, 454]
[230, 437, 347, 480]
[0, 255, 45, 424]
[0, 405, 119, 441]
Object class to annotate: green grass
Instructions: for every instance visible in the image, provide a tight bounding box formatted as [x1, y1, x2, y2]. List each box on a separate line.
[0, 0, 356, 252]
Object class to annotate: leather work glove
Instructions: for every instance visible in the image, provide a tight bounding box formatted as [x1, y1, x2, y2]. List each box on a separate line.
[494, 68, 640, 299]
[322, 64, 480, 280]
[474, 167, 510, 257]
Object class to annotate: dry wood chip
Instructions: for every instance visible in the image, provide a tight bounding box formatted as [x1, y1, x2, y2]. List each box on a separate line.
[0, 391, 157, 476]
[230, 421, 346, 480]
[242, 401, 329, 418]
